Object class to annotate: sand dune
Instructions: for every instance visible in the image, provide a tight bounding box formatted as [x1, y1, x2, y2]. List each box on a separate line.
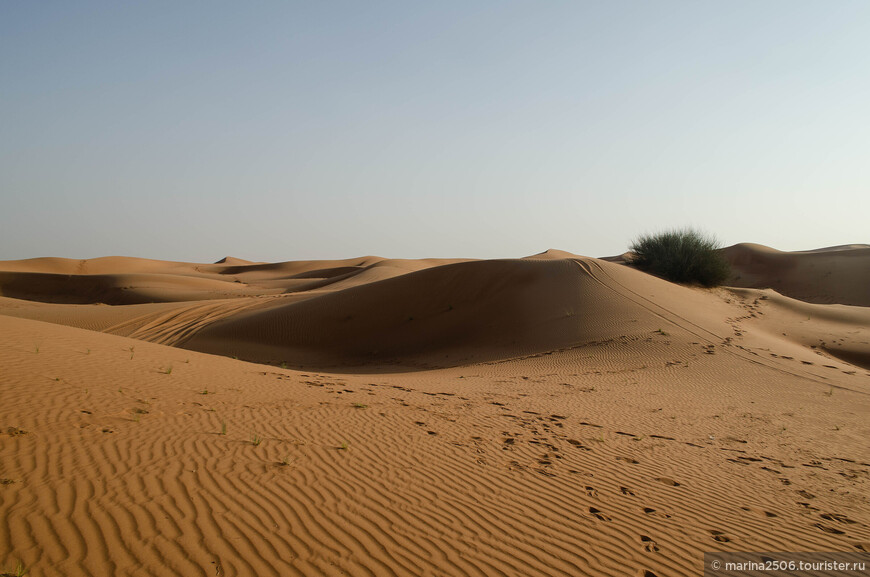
[183, 257, 740, 368]
[722, 243, 870, 306]
[1, 249, 869, 576]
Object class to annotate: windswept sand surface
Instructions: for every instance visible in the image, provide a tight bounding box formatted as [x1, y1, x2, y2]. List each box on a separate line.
[1, 248, 869, 576]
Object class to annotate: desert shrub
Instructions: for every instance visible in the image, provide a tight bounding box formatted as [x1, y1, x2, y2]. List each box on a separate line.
[629, 228, 730, 287]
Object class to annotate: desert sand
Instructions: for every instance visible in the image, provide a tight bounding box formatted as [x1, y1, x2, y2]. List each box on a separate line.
[1, 246, 868, 576]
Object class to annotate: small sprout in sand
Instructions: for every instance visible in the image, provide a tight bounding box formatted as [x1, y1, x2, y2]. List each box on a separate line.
[34, 344, 39, 354]
[338, 441, 349, 450]
[161, 366, 173, 375]
[220, 421, 227, 436]
[128, 346, 135, 359]
[352, 403, 368, 409]
[132, 413, 140, 423]
[280, 362, 288, 369]
[823, 388, 834, 397]
[0, 560, 27, 577]
[251, 434, 263, 446]
[655, 328, 669, 336]
[0, 478, 15, 485]
[200, 388, 211, 395]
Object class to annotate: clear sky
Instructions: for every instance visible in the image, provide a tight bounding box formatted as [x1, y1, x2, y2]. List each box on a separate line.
[2, 1, 868, 262]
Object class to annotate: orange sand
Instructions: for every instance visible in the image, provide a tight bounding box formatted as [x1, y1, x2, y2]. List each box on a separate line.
[1, 246, 868, 576]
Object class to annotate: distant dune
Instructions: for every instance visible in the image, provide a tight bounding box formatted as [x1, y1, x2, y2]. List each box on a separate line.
[1, 247, 868, 576]
[722, 243, 870, 307]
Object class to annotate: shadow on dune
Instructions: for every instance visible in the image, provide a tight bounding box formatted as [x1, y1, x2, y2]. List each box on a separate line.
[181, 257, 687, 372]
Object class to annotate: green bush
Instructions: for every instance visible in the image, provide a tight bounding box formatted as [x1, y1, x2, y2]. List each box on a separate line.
[629, 228, 730, 287]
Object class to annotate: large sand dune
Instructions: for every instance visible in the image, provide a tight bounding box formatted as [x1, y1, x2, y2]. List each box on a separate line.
[1, 249, 868, 576]
[723, 243, 870, 307]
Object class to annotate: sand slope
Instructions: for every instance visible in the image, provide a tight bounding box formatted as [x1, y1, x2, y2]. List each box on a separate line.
[723, 243, 870, 307]
[1, 250, 869, 576]
[183, 256, 741, 368]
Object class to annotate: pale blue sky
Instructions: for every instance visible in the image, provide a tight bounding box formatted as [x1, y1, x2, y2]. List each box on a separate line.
[2, 1, 868, 262]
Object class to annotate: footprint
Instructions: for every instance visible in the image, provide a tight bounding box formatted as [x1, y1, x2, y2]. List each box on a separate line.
[710, 530, 730, 543]
[567, 439, 587, 448]
[586, 486, 598, 497]
[620, 486, 636, 496]
[640, 535, 659, 552]
[741, 506, 777, 518]
[814, 523, 845, 535]
[820, 513, 856, 525]
[589, 507, 611, 521]
[655, 477, 681, 487]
